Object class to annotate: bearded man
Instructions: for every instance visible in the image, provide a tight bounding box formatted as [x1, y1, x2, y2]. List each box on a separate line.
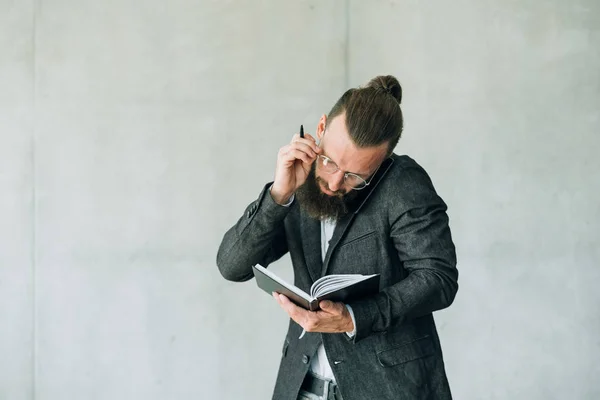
[217, 75, 458, 400]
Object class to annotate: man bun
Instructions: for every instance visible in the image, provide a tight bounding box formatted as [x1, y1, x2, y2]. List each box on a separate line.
[326, 74, 404, 153]
[366, 75, 402, 105]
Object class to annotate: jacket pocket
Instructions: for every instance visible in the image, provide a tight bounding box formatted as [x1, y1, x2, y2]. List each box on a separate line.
[335, 231, 380, 275]
[338, 230, 377, 248]
[376, 335, 434, 367]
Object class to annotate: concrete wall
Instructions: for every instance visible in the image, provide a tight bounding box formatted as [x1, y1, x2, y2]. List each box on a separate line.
[349, 1, 600, 399]
[0, 0, 598, 399]
[1, 2, 35, 399]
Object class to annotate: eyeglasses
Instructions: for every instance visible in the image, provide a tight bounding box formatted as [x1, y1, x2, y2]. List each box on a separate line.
[316, 154, 382, 190]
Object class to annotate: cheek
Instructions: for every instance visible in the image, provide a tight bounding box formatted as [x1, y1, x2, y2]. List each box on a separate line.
[315, 170, 326, 185]
[315, 175, 332, 193]
[315, 175, 327, 190]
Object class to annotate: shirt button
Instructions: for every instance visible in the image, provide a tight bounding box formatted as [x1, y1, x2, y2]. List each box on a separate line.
[302, 354, 309, 364]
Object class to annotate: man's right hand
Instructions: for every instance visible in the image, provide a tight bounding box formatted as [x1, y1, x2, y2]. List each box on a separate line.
[271, 132, 321, 205]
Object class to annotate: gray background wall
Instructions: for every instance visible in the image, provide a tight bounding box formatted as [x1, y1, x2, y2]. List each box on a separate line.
[1, 0, 598, 399]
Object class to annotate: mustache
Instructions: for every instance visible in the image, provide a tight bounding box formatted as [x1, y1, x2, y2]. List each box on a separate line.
[315, 176, 345, 198]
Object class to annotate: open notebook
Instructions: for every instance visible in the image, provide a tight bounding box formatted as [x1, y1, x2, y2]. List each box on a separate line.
[252, 264, 380, 311]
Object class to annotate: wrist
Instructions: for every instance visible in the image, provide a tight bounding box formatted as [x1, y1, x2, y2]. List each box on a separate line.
[345, 305, 356, 336]
[270, 185, 294, 206]
[346, 317, 355, 333]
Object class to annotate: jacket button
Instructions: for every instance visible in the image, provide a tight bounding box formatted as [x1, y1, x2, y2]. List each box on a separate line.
[302, 354, 309, 364]
[247, 203, 258, 218]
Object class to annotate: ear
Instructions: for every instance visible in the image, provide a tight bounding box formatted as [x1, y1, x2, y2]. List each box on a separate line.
[316, 114, 327, 141]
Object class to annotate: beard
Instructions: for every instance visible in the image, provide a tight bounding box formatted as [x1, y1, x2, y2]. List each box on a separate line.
[296, 163, 360, 221]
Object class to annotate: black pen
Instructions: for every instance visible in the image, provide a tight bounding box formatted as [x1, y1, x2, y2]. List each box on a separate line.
[299, 124, 304, 138]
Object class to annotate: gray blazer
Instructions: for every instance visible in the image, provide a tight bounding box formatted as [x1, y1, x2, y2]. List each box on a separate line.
[217, 154, 458, 400]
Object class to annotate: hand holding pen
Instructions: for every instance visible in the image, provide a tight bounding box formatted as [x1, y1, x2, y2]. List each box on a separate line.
[271, 124, 321, 205]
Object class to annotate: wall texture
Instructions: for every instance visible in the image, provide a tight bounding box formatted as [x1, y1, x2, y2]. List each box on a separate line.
[349, 1, 600, 399]
[0, 0, 598, 399]
[1, 2, 35, 399]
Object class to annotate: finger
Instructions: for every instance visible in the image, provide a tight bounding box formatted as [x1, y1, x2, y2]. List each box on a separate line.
[290, 140, 319, 158]
[291, 136, 321, 154]
[278, 294, 309, 321]
[301, 161, 313, 175]
[283, 148, 315, 165]
[319, 300, 334, 310]
[290, 131, 317, 143]
[274, 294, 295, 318]
[278, 147, 313, 166]
[303, 133, 320, 147]
[278, 293, 297, 311]
[281, 143, 316, 160]
[319, 300, 341, 314]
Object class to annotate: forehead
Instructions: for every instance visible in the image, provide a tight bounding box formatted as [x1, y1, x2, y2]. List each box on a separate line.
[323, 115, 388, 175]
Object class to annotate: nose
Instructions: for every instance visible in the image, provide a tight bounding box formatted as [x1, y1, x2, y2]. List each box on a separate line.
[327, 170, 345, 192]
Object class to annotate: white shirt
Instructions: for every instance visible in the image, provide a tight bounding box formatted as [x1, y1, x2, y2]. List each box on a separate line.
[271, 188, 356, 382]
[308, 218, 356, 382]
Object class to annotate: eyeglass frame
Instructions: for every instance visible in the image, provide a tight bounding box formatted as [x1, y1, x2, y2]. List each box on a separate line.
[316, 131, 386, 191]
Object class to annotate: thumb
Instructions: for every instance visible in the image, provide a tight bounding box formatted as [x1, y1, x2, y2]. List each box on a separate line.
[319, 300, 335, 311]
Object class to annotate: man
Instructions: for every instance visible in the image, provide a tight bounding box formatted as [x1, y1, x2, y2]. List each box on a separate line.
[217, 75, 458, 400]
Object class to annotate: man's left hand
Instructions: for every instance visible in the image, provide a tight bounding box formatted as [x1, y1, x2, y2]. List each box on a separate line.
[273, 293, 354, 333]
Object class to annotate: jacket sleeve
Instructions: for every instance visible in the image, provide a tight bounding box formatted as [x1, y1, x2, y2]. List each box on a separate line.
[216, 183, 292, 282]
[348, 167, 459, 342]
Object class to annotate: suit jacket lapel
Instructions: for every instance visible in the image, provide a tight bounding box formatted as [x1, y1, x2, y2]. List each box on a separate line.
[321, 212, 355, 276]
[300, 211, 322, 283]
[321, 157, 395, 277]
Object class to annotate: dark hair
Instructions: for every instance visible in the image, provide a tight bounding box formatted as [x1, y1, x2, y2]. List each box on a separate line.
[326, 75, 403, 153]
